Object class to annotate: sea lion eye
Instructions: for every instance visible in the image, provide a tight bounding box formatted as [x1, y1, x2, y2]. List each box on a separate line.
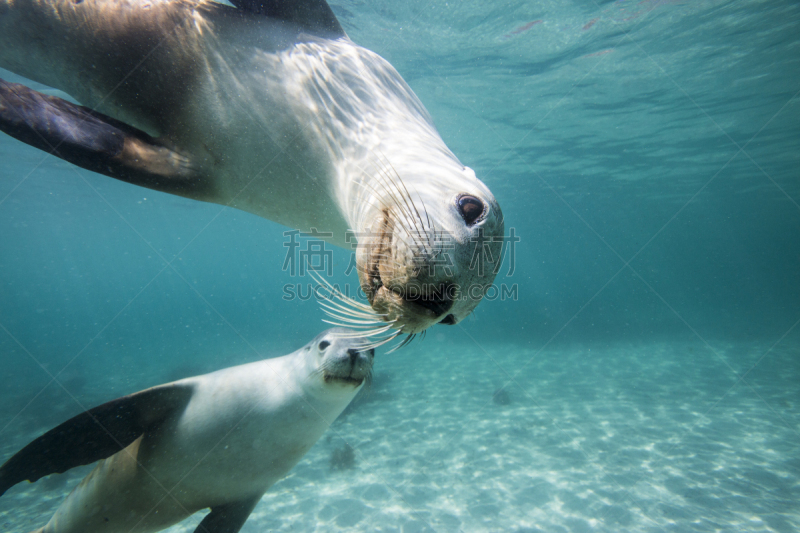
[457, 195, 484, 225]
[318, 340, 330, 350]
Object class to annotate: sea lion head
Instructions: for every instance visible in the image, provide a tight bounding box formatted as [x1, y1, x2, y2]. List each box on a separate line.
[302, 328, 374, 390]
[354, 164, 504, 336]
[307, 44, 505, 344]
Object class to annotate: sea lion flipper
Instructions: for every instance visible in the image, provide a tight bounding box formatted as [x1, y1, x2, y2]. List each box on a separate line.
[194, 496, 261, 533]
[0, 78, 207, 198]
[0, 382, 195, 496]
[225, 0, 345, 37]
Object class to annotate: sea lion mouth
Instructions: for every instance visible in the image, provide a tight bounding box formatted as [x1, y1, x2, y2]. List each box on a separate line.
[357, 206, 457, 335]
[364, 260, 456, 332]
[321, 347, 372, 386]
[378, 278, 454, 317]
[367, 261, 450, 316]
[323, 374, 364, 386]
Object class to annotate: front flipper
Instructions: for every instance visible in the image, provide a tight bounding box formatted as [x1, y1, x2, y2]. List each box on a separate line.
[194, 496, 262, 533]
[0, 382, 195, 496]
[0, 79, 209, 198]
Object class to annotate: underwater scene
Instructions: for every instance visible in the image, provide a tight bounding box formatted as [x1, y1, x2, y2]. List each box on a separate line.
[1, 0, 799, 531]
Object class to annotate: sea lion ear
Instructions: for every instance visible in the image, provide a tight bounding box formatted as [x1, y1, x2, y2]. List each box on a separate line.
[226, 0, 346, 37]
[0, 382, 195, 496]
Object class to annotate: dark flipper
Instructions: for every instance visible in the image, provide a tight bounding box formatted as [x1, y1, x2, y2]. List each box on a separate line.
[227, 0, 345, 37]
[0, 382, 195, 496]
[0, 79, 208, 197]
[194, 497, 262, 533]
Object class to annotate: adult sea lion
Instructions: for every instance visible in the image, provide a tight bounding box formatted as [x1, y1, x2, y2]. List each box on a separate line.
[0, 0, 505, 340]
[0, 328, 374, 533]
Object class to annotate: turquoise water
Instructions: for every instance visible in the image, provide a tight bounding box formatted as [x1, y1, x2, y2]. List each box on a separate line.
[1, 0, 799, 531]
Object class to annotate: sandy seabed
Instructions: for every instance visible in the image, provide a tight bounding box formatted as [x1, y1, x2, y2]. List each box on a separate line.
[2, 338, 798, 533]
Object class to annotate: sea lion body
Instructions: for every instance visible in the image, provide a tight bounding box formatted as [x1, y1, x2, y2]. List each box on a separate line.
[0, 328, 374, 533]
[0, 0, 504, 335]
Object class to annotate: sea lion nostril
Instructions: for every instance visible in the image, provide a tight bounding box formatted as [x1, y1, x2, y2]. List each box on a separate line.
[404, 281, 455, 316]
[457, 195, 484, 225]
[347, 348, 359, 362]
[440, 314, 457, 325]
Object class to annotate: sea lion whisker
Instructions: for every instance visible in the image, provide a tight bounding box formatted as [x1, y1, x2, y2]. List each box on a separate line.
[359, 328, 403, 350]
[357, 165, 426, 252]
[309, 271, 377, 315]
[320, 309, 383, 325]
[372, 152, 435, 255]
[363, 369, 373, 394]
[328, 324, 396, 338]
[323, 311, 384, 326]
[320, 302, 383, 324]
[380, 157, 435, 251]
[322, 305, 384, 325]
[355, 256, 407, 275]
[316, 289, 375, 309]
[319, 294, 376, 320]
[315, 288, 393, 328]
[321, 300, 377, 315]
[367, 157, 410, 218]
[318, 299, 383, 320]
[386, 333, 415, 353]
[360, 338, 396, 351]
[310, 364, 329, 378]
[352, 177, 399, 224]
[327, 320, 397, 332]
[309, 270, 386, 323]
[350, 326, 397, 339]
[379, 174, 430, 254]
[355, 162, 411, 226]
[320, 311, 385, 326]
[321, 320, 387, 330]
[364, 157, 428, 250]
